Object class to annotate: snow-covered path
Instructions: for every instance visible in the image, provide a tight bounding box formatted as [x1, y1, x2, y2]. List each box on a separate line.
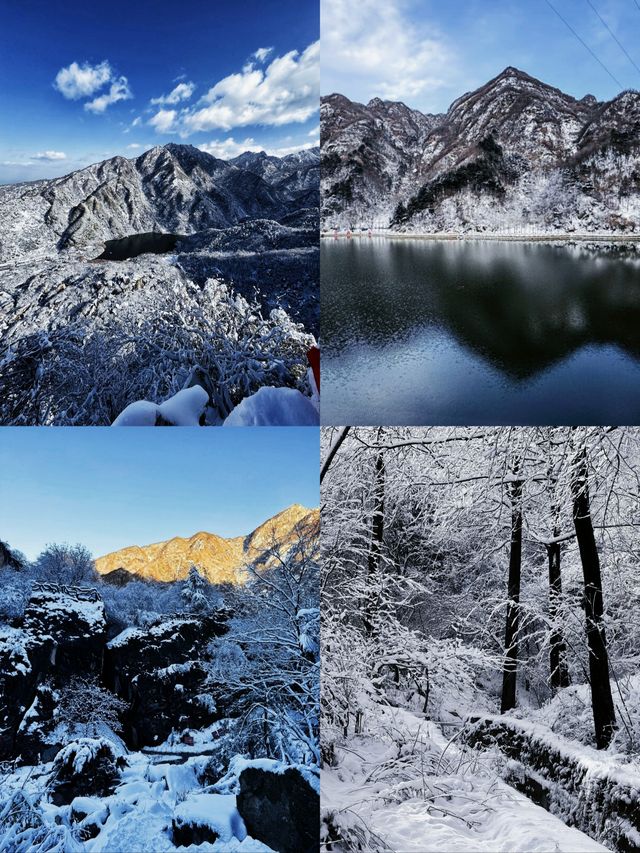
[322, 705, 608, 853]
[369, 782, 607, 853]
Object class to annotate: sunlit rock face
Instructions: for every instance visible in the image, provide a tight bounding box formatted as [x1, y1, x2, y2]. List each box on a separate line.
[95, 504, 320, 584]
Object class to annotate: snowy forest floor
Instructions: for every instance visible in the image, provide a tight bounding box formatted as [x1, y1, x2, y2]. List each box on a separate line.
[322, 704, 609, 853]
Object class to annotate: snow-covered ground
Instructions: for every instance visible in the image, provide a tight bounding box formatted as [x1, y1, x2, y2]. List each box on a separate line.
[1, 746, 275, 852]
[322, 705, 607, 853]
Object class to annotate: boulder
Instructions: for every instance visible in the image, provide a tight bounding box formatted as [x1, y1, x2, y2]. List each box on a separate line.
[172, 793, 245, 848]
[49, 738, 126, 805]
[236, 764, 319, 853]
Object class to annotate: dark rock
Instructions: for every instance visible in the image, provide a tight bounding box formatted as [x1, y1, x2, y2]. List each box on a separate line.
[171, 820, 219, 847]
[0, 584, 106, 761]
[23, 583, 106, 676]
[236, 765, 319, 853]
[0, 540, 23, 570]
[104, 613, 230, 748]
[50, 738, 125, 805]
[0, 627, 53, 759]
[13, 682, 61, 763]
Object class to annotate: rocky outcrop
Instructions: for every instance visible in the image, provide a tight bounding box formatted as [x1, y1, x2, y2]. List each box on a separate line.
[0, 584, 107, 761]
[0, 540, 22, 570]
[104, 613, 230, 747]
[321, 67, 640, 233]
[466, 715, 640, 852]
[236, 764, 319, 853]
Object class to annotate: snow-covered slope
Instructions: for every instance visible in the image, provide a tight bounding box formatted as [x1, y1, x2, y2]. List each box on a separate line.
[321, 67, 640, 233]
[0, 144, 319, 425]
[0, 144, 319, 263]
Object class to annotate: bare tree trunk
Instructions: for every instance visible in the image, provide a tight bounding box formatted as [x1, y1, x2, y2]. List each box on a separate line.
[547, 540, 571, 690]
[363, 449, 385, 636]
[501, 475, 523, 714]
[571, 447, 616, 749]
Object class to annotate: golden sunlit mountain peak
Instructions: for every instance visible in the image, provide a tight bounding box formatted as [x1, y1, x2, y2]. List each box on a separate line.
[95, 504, 319, 584]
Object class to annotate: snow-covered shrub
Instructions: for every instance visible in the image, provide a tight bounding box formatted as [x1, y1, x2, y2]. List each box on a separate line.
[57, 678, 128, 738]
[0, 279, 314, 426]
[0, 786, 81, 853]
[31, 544, 96, 587]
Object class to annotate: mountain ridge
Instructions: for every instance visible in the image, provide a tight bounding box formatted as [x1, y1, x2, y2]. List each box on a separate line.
[0, 142, 320, 263]
[321, 67, 640, 233]
[95, 503, 320, 584]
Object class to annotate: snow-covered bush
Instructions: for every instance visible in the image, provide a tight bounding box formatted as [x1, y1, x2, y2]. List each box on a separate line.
[31, 544, 96, 587]
[50, 738, 124, 804]
[0, 279, 314, 426]
[0, 786, 80, 853]
[57, 678, 128, 738]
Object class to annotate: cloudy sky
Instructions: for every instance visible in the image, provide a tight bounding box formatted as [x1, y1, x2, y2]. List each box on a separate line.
[321, 0, 640, 113]
[0, 428, 319, 560]
[0, 0, 319, 183]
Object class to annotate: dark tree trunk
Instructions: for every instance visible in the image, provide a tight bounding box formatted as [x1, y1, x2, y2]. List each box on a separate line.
[501, 476, 523, 714]
[363, 450, 385, 636]
[320, 427, 350, 484]
[546, 541, 571, 690]
[571, 447, 616, 749]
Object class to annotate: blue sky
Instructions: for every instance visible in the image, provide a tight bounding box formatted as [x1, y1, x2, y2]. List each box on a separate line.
[0, 428, 319, 560]
[0, 0, 319, 183]
[321, 0, 640, 112]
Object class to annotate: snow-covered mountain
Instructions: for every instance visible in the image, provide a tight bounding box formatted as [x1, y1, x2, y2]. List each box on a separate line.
[0, 143, 319, 262]
[321, 67, 640, 232]
[95, 504, 320, 583]
[0, 144, 319, 425]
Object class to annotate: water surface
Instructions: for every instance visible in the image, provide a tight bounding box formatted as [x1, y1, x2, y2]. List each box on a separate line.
[322, 238, 640, 424]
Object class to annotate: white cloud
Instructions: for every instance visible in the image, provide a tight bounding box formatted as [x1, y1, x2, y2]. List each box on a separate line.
[33, 150, 67, 161]
[307, 125, 320, 137]
[321, 0, 456, 104]
[198, 137, 264, 159]
[182, 41, 319, 134]
[85, 77, 133, 113]
[253, 47, 274, 63]
[151, 81, 195, 105]
[198, 136, 318, 160]
[149, 108, 178, 133]
[126, 143, 142, 149]
[54, 60, 112, 99]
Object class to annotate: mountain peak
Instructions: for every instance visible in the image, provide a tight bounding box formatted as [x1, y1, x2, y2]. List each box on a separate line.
[94, 504, 319, 584]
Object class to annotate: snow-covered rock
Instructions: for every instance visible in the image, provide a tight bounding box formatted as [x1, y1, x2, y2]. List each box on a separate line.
[222, 386, 319, 426]
[112, 385, 209, 427]
[172, 793, 246, 845]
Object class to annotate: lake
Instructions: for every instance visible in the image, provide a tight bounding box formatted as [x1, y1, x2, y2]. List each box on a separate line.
[321, 238, 640, 425]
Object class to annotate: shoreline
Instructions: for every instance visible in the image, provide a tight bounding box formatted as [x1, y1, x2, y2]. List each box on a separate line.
[320, 230, 640, 243]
